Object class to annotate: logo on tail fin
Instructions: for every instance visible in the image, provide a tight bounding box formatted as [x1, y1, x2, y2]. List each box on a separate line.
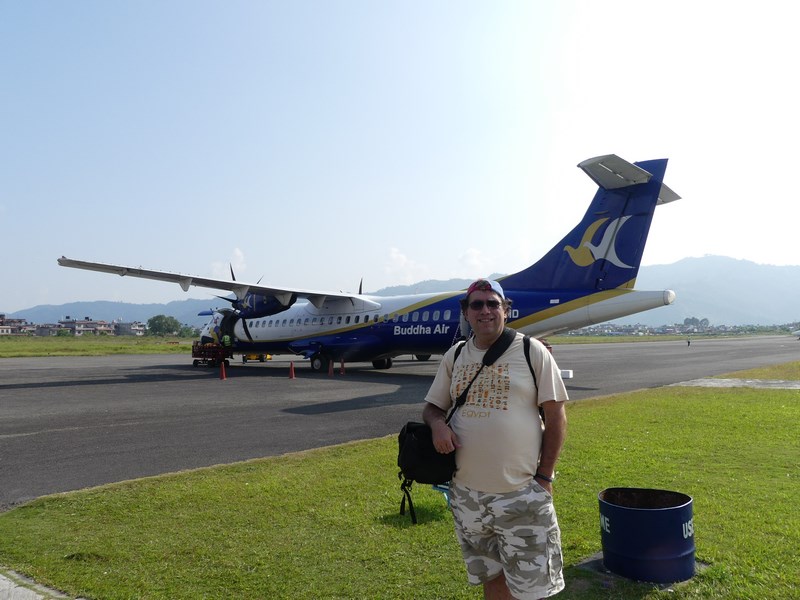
[564, 216, 634, 269]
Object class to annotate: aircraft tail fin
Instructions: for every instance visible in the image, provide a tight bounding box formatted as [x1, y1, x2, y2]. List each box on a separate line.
[500, 155, 678, 293]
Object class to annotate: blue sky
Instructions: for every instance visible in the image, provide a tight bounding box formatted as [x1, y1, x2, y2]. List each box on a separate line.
[2, 1, 798, 313]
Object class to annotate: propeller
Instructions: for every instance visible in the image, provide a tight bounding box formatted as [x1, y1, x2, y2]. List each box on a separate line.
[218, 263, 256, 341]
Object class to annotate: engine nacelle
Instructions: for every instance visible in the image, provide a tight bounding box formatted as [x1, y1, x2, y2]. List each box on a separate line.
[233, 293, 297, 318]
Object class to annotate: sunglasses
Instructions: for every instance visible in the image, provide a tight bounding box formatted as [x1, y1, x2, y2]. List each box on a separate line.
[468, 299, 502, 311]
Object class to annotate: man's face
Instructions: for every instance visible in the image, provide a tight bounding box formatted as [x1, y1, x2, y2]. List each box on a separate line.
[464, 289, 506, 339]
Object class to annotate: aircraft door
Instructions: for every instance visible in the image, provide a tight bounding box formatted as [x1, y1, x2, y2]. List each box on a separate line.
[219, 312, 238, 343]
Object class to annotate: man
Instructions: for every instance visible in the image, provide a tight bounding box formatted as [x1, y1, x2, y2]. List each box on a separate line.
[423, 279, 568, 599]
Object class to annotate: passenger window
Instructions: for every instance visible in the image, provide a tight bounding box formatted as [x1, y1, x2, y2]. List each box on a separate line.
[355, 315, 360, 324]
[444, 310, 451, 320]
[433, 310, 440, 320]
[412, 312, 419, 322]
[282, 319, 287, 327]
[392, 313, 399, 322]
[402, 313, 409, 322]
[337, 316, 343, 324]
[345, 316, 351, 324]
[422, 311, 429, 322]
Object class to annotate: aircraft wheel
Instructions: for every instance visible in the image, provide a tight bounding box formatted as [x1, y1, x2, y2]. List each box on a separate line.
[372, 358, 393, 370]
[415, 354, 431, 362]
[193, 359, 200, 367]
[242, 356, 248, 364]
[259, 354, 266, 362]
[310, 353, 330, 372]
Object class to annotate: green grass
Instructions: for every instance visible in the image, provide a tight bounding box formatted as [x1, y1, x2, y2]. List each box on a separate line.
[548, 334, 752, 344]
[2, 367, 799, 599]
[718, 362, 800, 380]
[0, 336, 193, 358]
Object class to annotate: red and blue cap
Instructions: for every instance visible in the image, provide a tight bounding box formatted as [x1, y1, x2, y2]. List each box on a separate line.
[464, 279, 505, 300]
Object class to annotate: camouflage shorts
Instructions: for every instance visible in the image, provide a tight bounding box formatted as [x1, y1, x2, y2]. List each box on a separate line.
[449, 480, 565, 599]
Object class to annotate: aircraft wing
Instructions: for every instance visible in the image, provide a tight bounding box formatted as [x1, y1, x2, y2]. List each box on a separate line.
[57, 256, 376, 309]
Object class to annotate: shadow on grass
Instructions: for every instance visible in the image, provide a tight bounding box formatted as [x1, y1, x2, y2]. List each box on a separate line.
[563, 555, 697, 599]
[381, 497, 452, 528]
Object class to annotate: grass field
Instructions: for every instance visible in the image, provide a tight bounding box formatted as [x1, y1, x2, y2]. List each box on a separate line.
[0, 336, 194, 358]
[0, 361, 798, 599]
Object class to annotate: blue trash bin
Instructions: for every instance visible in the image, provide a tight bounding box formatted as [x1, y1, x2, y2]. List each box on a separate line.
[599, 487, 695, 583]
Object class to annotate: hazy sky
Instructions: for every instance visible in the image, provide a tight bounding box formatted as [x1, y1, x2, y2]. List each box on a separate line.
[2, 1, 798, 313]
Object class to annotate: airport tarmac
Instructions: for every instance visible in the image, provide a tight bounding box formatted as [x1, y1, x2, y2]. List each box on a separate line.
[0, 335, 798, 598]
[2, 335, 797, 512]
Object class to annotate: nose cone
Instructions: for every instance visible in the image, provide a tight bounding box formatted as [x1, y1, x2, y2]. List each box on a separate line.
[663, 290, 676, 305]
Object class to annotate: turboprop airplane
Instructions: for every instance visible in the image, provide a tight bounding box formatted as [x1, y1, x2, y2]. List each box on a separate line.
[58, 154, 680, 371]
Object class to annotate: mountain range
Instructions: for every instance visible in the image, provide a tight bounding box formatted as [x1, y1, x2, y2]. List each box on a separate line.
[4, 256, 799, 328]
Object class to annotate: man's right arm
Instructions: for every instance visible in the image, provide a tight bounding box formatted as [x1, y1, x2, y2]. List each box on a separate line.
[422, 402, 460, 454]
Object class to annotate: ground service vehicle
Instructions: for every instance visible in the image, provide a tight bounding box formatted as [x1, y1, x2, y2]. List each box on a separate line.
[191, 341, 232, 367]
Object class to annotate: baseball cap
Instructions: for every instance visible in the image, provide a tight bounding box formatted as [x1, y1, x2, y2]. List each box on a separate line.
[465, 279, 505, 299]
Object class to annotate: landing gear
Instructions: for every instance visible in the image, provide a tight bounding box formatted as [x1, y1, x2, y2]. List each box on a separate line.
[371, 357, 393, 370]
[310, 353, 331, 373]
[414, 354, 431, 362]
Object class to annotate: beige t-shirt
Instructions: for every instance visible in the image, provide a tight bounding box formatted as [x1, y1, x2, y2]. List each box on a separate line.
[424, 333, 568, 493]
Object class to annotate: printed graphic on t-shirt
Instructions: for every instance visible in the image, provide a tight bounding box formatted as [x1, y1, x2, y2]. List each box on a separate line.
[454, 362, 510, 412]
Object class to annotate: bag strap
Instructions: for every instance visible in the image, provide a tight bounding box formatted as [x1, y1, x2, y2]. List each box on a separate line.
[522, 335, 539, 391]
[445, 363, 484, 424]
[453, 339, 466, 363]
[399, 476, 417, 524]
[523, 335, 549, 423]
[445, 327, 517, 424]
[483, 327, 517, 366]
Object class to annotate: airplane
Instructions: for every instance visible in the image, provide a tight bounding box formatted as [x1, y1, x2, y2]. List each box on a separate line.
[792, 329, 800, 340]
[58, 154, 681, 371]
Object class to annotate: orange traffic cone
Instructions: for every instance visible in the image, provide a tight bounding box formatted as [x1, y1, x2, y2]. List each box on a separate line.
[219, 361, 227, 380]
[289, 362, 296, 379]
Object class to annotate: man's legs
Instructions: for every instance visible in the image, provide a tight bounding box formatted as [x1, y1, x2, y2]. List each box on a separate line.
[484, 571, 515, 600]
[451, 481, 564, 600]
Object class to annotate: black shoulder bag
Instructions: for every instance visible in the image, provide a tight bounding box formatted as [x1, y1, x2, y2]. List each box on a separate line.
[397, 327, 517, 523]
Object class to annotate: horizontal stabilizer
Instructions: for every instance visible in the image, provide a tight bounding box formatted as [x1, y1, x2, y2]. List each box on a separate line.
[578, 154, 652, 189]
[658, 183, 681, 204]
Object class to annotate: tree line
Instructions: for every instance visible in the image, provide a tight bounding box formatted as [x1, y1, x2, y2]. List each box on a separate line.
[147, 315, 199, 337]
